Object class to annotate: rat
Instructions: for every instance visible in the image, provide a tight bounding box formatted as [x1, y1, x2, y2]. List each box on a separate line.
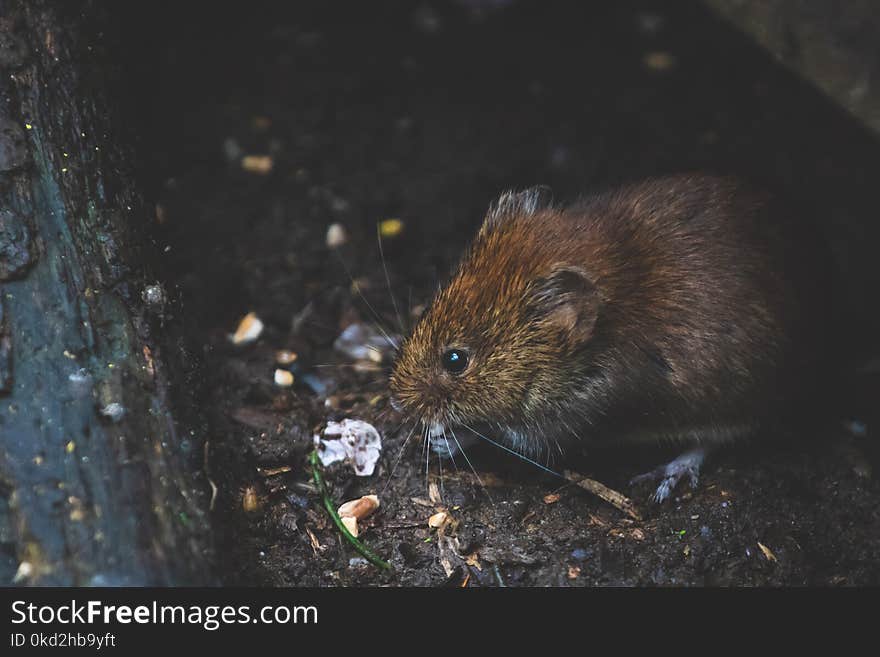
[389, 174, 830, 501]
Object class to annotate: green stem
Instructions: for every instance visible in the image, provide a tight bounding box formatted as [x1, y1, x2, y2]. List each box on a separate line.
[309, 451, 391, 570]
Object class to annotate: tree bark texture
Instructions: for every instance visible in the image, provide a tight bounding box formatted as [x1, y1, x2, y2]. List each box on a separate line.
[0, 1, 212, 585]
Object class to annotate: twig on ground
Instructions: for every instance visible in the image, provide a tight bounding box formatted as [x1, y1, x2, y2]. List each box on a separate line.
[309, 450, 391, 570]
[564, 470, 642, 521]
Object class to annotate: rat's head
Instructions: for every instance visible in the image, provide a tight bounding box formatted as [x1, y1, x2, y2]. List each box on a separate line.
[389, 189, 600, 446]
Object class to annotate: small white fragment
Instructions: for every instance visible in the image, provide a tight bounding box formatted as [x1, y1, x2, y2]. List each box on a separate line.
[428, 511, 448, 528]
[274, 369, 294, 387]
[100, 402, 125, 423]
[275, 349, 298, 365]
[141, 283, 166, 307]
[314, 419, 383, 476]
[69, 368, 89, 381]
[12, 561, 33, 584]
[230, 312, 264, 345]
[341, 516, 359, 537]
[326, 222, 347, 248]
[68, 368, 92, 387]
[333, 322, 397, 363]
[314, 434, 347, 466]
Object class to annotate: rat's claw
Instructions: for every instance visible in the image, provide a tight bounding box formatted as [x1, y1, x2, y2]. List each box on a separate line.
[652, 478, 674, 503]
[630, 447, 706, 503]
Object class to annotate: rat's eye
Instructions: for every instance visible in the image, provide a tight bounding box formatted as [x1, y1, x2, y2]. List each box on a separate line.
[441, 348, 469, 374]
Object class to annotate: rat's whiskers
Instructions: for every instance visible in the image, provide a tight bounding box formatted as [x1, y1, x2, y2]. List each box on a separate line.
[330, 245, 399, 352]
[461, 422, 562, 478]
[381, 422, 418, 494]
[449, 426, 494, 506]
[377, 222, 407, 336]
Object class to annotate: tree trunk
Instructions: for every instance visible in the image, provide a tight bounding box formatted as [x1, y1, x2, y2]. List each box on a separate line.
[0, 1, 212, 585]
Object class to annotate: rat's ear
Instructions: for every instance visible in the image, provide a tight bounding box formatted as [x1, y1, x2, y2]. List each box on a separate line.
[529, 266, 599, 346]
[483, 185, 554, 230]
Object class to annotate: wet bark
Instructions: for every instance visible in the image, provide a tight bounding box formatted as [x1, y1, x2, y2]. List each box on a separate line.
[706, 1, 880, 136]
[0, 1, 212, 585]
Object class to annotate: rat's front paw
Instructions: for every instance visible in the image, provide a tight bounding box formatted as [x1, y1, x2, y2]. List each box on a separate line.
[630, 447, 706, 503]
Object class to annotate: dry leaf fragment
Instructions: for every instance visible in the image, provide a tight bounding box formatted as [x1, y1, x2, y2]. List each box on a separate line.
[437, 532, 461, 577]
[565, 471, 641, 521]
[142, 345, 155, 378]
[306, 527, 324, 554]
[258, 465, 292, 477]
[242, 486, 261, 513]
[588, 513, 609, 527]
[757, 542, 777, 562]
[428, 511, 448, 528]
[543, 493, 561, 504]
[465, 552, 482, 570]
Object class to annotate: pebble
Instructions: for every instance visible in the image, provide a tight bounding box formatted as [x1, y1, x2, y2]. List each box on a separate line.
[571, 548, 592, 561]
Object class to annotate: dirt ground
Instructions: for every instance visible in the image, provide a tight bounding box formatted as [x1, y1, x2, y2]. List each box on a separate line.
[113, 1, 880, 586]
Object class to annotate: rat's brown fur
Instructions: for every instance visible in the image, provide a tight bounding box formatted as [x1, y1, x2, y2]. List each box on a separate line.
[390, 174, 828, 460]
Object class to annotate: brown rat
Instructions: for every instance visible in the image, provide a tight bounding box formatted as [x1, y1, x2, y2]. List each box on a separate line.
[389, 174, 829, 501]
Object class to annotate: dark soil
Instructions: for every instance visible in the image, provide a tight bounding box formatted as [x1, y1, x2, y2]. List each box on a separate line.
[113, 1, 880, 586]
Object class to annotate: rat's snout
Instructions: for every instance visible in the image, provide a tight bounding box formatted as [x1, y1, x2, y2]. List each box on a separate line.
[387, 369, 416, 415]
[391, 389, 440, 423]
[387, 379, 421, 420]
[388, 372, 448, 429]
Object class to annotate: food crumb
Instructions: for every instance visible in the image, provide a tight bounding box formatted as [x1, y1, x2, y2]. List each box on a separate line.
[230, 312, 264, 345]
[326, 222, 347, 248]
[274, 369, 294, 387]
[378, 218, 404, 238]
[241, 154, 274, 174]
